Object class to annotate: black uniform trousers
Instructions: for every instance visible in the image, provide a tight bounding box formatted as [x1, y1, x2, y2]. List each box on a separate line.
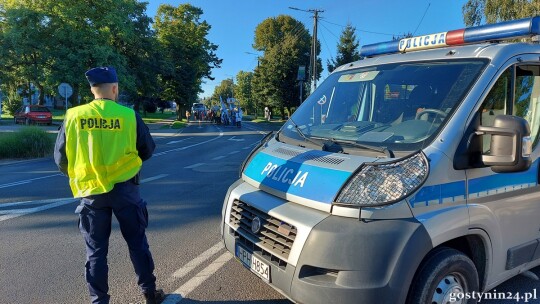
[76, 179, 156, 304]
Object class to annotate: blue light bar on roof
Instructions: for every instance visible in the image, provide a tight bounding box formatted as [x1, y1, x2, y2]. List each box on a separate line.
[360, 16, 540, 57]
[464, 17, 540, 43]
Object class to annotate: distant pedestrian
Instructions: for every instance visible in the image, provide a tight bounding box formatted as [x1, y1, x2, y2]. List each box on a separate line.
[54, 67, 164, 304]
[264, 107, 269, 121]
[236, 108, 243, 128]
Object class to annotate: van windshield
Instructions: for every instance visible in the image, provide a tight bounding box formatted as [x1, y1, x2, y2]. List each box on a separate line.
[281, 59, 487, 153]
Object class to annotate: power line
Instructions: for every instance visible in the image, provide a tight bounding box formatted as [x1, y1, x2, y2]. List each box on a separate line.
[320, 19, 397, 36]
[413, 3, 431, 36]
[319, 22, 337, 64]
[289, 7, 324, 91]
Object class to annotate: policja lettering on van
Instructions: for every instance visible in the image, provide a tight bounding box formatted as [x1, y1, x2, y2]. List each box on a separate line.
[261, 162, 309, 188]
[398, 32, 447, 52]
[79, 117, 123, 130]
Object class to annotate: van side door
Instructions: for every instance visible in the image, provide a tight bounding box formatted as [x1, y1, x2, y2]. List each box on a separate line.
[466, 60, 540, 285]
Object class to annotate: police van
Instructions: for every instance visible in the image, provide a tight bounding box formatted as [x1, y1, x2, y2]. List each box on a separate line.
[221, 17, 540, 304]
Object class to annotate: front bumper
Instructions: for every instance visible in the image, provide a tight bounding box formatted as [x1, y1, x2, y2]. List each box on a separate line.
[222, 184, 432, 304]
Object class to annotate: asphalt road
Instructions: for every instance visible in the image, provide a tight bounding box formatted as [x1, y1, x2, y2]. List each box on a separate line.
[0, 120, 289, 304]
[1, 119, 540, 304]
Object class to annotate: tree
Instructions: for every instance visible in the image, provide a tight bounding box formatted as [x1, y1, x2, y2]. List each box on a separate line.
[327, 23, 360, 73]
[234, 71, 254, 115]
[0, 0, 160, 108]
[462, 0, 540, 26]
[211, 78, 235, 103]
[252, 15, 317, 119]
[0, 4, 55, 105]
[154, 4, 222, 119]
[46, 0, 154, 104]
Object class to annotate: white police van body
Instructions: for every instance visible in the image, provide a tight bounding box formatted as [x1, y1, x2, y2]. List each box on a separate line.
[222, 17, 540, 304]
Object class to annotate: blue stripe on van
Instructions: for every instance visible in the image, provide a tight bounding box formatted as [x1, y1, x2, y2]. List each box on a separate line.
[409, 180, 466, 208]
[411, 161, 538, 208]
[243, 151, 351, 203]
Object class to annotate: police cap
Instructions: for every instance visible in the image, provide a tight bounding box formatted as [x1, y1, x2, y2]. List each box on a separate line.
[85, 66, 118, 86]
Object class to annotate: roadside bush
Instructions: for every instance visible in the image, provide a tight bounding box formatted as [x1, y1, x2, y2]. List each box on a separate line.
[143, 100, 157, 113]
[2, 91, 23, 116]
[0, 127, 54, 159]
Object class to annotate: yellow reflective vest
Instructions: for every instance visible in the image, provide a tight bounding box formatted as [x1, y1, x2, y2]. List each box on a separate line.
[64, 99, 142, 197]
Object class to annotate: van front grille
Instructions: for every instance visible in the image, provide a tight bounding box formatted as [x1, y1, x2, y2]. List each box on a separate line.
[229, 200, 297, 266]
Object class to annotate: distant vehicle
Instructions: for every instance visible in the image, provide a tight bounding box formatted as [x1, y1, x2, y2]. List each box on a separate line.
[191, 102, 206, 113]
[14, 105, 53, 125]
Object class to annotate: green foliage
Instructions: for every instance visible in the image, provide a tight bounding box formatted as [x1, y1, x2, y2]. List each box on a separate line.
[2, 90, 22, 115]
[252, 15, 316, 119]
[327, 23, 361, 73]
[463, 0, 540, 26]
[143, 101, 157, 113]
[211, 78, 235, 102]
[235, 71, 255, 114]
[0, 0, 165, 107]
[0, 1, 221, 113]
[0, 127, 54, 159]
[154, 4, 222, 109]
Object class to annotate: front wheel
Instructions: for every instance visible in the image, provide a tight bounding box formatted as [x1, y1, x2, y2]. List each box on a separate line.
[407, 247, 479, 304]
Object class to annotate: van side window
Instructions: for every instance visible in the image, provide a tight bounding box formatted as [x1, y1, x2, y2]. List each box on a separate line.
[514, 65, 540, 147]
[479, 68, 510, 152]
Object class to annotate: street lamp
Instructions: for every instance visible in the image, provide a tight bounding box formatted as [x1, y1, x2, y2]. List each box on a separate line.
[245, 52, 260, 67]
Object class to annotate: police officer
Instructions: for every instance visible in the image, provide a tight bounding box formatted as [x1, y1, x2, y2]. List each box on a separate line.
[54, 67, 164, 304]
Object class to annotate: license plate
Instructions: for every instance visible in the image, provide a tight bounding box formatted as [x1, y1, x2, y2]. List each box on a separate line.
[236, 245, 270, 281]
[37, 115, 45, 118]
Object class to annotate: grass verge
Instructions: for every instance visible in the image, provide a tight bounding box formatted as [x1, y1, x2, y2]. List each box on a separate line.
[0, 127, 55, 159]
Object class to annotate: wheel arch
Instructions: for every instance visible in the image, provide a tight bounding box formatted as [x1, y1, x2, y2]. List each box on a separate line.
[406, 232, 491, 302]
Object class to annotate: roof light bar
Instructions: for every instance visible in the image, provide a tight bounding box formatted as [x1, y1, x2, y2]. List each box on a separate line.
[360, 16, 540, 57]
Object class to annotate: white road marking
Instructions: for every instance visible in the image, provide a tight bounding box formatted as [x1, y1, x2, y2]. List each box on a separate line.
[170, 242, 224, 281]
[163, 252, 232, 304]
[241, 124, 269, 135]
[0, 174, 168, 222]
[154, 133, 223, 157]
[228, 136, 244, 142]
[0, 198, 77, 222]
[140, 174, 169, 184]
[0, 173, 63, 189]
[184, 163, 204, 169]
[211, 156, 226, 160]
[166, 137, 193, 145]
[0, 197, 72, 208]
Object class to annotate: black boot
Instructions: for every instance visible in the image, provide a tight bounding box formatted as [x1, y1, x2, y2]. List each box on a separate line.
[144, 289, 165, 304]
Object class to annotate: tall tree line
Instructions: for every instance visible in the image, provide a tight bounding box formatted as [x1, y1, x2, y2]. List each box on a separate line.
[462, 0, 540, 26]
[0, 0, 220, 116]
[228, 16, 361, 119]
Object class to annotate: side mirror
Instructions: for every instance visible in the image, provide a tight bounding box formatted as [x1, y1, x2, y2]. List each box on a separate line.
[476, 115, 532, 173]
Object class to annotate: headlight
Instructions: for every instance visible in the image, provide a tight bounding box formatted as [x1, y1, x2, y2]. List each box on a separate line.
[334, 151, 429, 207]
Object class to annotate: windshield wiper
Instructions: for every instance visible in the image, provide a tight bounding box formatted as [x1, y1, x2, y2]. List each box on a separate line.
[287, 118, 325, 148]
[329, 138, 395, 158]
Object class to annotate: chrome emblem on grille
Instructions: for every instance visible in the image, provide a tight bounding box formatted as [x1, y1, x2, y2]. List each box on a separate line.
[251, 216, 262, 234]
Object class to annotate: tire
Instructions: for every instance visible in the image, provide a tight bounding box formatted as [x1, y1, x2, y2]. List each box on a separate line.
[407, 247, 479, 304]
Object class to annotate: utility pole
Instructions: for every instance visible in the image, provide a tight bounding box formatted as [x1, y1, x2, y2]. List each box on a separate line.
[289, 7, 324, 92]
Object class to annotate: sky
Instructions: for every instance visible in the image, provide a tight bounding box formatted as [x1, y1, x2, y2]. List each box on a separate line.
[145, 0, 469, 98]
